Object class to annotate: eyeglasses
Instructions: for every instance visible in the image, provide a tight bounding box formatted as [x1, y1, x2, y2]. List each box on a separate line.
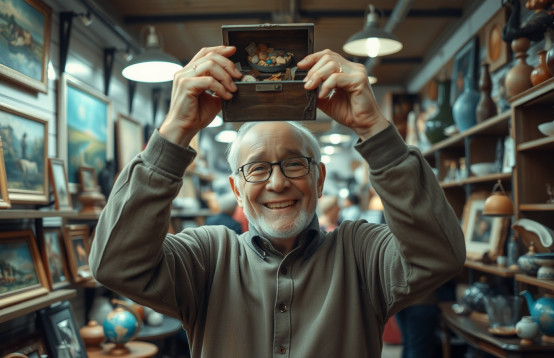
[237, 156, 314, 183]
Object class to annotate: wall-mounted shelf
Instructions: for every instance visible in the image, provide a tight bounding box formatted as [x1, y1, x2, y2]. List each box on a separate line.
[0, 289, 77, 324]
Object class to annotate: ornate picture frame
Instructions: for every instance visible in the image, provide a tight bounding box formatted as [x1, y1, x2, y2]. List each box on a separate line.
[0, 136, 11, 209]
[462, 191, 509, 261]
[0, 230, 49, 309]
[40, 227, 71, 290]
[48, 158, 73, 211]
[0, 102, 49, 204]
[63, 224, 92, 283]
[58, 73, 113, 192]
[483, 6, 511, 73]
[38, 300, 87, 358]
[0, 0, 52, 93]
[450, 36, 479, 104]
[116, 113, 143, 172]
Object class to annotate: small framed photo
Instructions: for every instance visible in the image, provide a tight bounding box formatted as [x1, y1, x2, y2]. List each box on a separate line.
[451, 36, 479, 104]
[40, 227, 71, 290]
[48, 158, 73, 211]
[462, 191, 509, 261]
[63, 224, 92, 283]
[116, 113, 144, 172]
[502, 136, 515, 173]
[0, 332, 48, 358]
[78, 166, 97, 192]
[0, 230, 49, 309]
[0, 136, 11, 209]
[38, 301, 87, 358]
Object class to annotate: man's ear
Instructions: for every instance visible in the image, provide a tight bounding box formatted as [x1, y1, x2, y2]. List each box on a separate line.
[229, 175, 243, 207]
[317, 162, 326, 198]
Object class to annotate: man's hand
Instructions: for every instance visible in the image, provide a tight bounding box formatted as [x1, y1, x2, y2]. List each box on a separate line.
[159, 46, 243, 147]
[297, 50, 390, 141]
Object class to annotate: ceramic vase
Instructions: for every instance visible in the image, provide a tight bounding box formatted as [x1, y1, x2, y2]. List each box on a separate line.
[424, 79, 455, 144]
[530, 50, 552, 86]
[505, 38, 533, 97]
[546, 45, 554, 76]
[452, 75, 479, 131]
[476, 63, 497, 123]
[516, 316, 539, 345]
[517, 243, 540, 276]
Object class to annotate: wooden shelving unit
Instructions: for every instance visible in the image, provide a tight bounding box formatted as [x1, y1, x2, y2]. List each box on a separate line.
[0, 289, 77, 324]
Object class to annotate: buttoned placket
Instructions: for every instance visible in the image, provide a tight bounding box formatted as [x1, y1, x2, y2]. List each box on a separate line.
[273, 252, 295, 357]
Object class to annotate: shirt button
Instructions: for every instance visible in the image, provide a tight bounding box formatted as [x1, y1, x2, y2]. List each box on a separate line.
[280, 267, 288, 275]
[278, 303, 288, 312]
[277, 346, 286, 354]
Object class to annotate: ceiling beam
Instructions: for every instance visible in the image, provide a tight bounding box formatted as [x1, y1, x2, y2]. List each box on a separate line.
[123, 8, 462, 24]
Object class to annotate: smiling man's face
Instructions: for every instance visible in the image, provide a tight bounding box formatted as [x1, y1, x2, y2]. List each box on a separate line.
[229, 122, 325, 245]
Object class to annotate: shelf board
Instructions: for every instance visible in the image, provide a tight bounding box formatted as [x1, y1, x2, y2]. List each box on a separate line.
[464, 260, 518, 277]
[515, 273, 554, 291]
[423, 111, 510, 157]
[519, 203, 554, 211]
[0, 209, 80, 220]
[517, 136, 554, 151]
[440, 172, 511, 188]
[0, 289, 77, 324]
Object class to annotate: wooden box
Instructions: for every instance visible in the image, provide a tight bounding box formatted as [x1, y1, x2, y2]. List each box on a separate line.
[221, 23, 317, 122]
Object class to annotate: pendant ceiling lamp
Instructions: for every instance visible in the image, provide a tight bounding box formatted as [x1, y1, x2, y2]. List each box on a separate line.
[343, 5, 403, 58]
[483, 180, 514, 217]
[122, 26, 182, 83]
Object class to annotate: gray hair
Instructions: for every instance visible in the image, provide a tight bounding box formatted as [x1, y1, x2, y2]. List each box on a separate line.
[226, 121, 322, 175]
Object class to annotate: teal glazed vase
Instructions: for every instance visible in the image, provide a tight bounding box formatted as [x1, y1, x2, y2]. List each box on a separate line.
[425, 79, 455, 144]
[452, 75, 479, 132]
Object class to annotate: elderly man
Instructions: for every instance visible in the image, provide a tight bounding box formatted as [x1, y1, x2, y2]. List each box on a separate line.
[90, 46, 465, 357]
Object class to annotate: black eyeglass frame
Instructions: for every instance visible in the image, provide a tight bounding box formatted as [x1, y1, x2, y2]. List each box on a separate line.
[236, 156, 314, 183]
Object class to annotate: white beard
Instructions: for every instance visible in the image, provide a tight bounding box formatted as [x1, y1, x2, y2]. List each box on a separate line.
[241, 195, 314, 240]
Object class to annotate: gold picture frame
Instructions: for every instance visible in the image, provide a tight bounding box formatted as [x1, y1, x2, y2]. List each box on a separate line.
[48, 158, 73, 211]
[0, 136, 10, 209]
[78, 165, 97, 193]
[0, 230, 50, 309]
[63, 224, 92, 283]
[40, 227, 71, 290]
[462, 191, 509, 261]
[0, 0, 52, 93]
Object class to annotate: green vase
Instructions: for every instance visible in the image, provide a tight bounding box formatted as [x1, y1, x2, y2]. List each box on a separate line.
[425, 79, 455, 144]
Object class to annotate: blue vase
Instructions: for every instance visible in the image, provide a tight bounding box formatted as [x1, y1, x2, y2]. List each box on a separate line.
[452, 75, 479, 132]
[424, 79, 455, 144]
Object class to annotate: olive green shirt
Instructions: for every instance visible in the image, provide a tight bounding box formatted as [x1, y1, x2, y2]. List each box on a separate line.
[90, 124, 465, 358]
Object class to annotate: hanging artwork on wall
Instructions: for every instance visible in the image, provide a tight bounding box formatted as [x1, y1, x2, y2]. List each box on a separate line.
[0, 0, 52, 93]
[0, 230, 50, 309]
[482, 6, 511, 73]
[116, 113, 143, 172]
[63, 224, 92, 283]
[58, 73, 113, 192]
[48, 158, 73, 211]
[0, 101, 49, 204]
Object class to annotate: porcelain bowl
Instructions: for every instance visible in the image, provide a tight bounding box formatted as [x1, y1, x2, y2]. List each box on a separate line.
[538, 121, 554, 136]
[533, 253, 554, 280]
[470, 162, 496, 177]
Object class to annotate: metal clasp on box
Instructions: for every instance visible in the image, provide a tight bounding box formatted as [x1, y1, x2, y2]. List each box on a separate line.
[256, 83, 282, 92]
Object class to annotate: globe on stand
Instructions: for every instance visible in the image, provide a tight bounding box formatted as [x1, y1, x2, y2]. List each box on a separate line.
[102, 299, 142, 355]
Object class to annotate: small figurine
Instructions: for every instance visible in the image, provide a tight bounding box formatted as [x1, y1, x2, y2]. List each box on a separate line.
[547, 183, 554, 203]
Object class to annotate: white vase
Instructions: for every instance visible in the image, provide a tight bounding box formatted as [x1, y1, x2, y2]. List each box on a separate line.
[516, 316, 539, 345]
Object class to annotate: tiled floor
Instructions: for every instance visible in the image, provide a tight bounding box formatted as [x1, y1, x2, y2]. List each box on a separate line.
[381, 344, 402, 358]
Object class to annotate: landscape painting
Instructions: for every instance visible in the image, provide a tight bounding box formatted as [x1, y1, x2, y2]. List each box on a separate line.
[0, 0, 52, 93]
[58, 74, 113, 191]
[0, 102, 48, 203]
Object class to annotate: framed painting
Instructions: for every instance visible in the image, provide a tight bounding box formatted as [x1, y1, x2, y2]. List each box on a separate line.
[0, 102, 48, 204]
[450, 36, 479, 104]
[0, 230, 49, 309]
[0, 136, 11, 208]
[63, 224, 92, 283]
[48, 158, 73, 211]
[0, 332, 48, 358]
[38, 300, 87, 358]
[58, 73, 113, 192]
[0, 0, 52, 93]
[40, 227, 71, 290]
[483, 6, 510, 73]
[462, 191, 509, 261]
[116, 113, 143, 172]
[78, 165, 97, 192]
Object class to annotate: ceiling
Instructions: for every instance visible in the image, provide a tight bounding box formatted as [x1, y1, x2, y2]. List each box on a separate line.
[90, 0, 483, 88]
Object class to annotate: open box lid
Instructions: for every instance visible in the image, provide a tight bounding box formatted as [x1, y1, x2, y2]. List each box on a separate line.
[222, 23, 314, 72]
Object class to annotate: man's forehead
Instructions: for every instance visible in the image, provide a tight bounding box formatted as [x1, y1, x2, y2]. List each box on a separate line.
[238, 123, 306, 160]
